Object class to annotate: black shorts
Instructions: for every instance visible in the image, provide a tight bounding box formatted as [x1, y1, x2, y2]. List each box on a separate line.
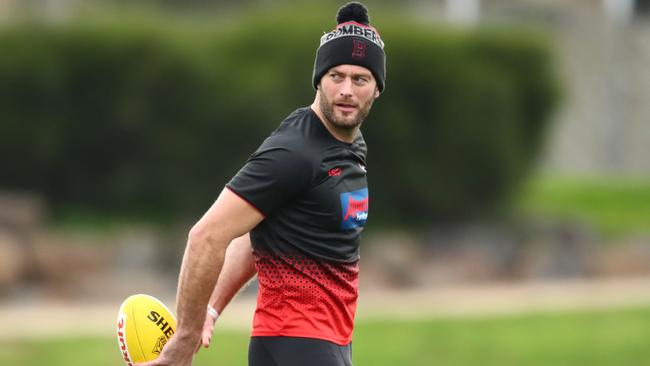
[248, 336, 353, 366]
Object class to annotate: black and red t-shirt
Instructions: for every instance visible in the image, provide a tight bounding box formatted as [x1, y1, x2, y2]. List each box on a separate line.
[226, 106, 369, 345]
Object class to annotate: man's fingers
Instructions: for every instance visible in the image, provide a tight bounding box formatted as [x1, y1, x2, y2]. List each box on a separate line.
[138, 358, 170, 366]
[202, 333, 211, 348]
[195, 330, 210, 353]
[194, 315, 215, 354]
[202, 324, 214, 347]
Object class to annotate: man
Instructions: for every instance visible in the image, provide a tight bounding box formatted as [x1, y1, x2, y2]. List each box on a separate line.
[139, 2, 385, 365]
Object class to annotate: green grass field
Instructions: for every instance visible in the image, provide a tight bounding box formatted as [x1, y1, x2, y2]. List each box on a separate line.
[2, 306, 649, 366]
[518, 177, 650, 238]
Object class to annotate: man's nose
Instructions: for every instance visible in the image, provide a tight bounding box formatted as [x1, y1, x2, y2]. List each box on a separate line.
[339, 77, 353, 97]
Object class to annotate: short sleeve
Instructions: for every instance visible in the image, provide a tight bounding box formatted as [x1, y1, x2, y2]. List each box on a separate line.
[226, 135, 315, 216]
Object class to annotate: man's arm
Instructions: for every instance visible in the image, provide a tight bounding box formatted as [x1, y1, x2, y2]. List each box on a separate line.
[139, 187, 263, 366]
[210, 233, 256, 313]
[199, 233, 257, 349]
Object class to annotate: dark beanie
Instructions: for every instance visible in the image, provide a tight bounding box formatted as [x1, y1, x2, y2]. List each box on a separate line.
[313, 2, 386, 92]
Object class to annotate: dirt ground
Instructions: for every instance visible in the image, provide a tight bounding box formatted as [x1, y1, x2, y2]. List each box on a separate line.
[2, 276, 650, 340]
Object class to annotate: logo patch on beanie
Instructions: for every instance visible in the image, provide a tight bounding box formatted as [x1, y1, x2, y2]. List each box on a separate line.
[352, 39, 367, 59]
[320, 22, 384, 49]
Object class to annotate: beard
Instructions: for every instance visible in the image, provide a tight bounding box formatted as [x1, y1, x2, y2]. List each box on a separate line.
[319, 90, 375, 131]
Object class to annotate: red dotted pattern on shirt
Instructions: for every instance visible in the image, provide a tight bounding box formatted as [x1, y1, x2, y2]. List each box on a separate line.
[252, 252, 359, 345]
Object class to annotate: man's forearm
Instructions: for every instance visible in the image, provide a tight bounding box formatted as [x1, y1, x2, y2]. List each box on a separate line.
[173, 228, 229, 343]
[172, 193, 263, 345]
[208, 233, 257, 314]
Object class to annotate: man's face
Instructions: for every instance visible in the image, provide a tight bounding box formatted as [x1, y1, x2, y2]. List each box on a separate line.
[318, 64, 379, 130]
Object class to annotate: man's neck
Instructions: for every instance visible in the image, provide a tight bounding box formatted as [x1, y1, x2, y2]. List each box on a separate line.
[310, 103, 357, 144]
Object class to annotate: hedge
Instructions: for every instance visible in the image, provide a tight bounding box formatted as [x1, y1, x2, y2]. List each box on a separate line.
[0, 13, 560, 226]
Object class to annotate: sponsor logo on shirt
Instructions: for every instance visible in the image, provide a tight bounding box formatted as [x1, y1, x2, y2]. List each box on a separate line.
[340, 188, 369, 230]
[328, 167, 343, 177]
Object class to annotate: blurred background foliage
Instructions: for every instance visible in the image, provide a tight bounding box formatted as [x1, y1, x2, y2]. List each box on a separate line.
[0, 4, 560, 227]
[1, 2, 649, 365]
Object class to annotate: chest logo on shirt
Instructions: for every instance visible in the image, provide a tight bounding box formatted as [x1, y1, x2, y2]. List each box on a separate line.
[328, 167, 343, 177]
[340, 188, 369, 230]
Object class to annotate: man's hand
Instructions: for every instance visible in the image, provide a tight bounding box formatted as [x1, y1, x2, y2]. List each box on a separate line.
[196, 311, 217, 352]
[136, 332, 198, 366]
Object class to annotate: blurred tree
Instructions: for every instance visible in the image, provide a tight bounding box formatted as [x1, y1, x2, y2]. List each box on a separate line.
[0, 9, 559, 226]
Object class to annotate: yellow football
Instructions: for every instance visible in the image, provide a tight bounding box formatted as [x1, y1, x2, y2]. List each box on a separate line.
[116, 294, 177, 366]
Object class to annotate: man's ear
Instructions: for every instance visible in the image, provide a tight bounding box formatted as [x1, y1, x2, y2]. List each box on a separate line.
[374, 87, 380, 98]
